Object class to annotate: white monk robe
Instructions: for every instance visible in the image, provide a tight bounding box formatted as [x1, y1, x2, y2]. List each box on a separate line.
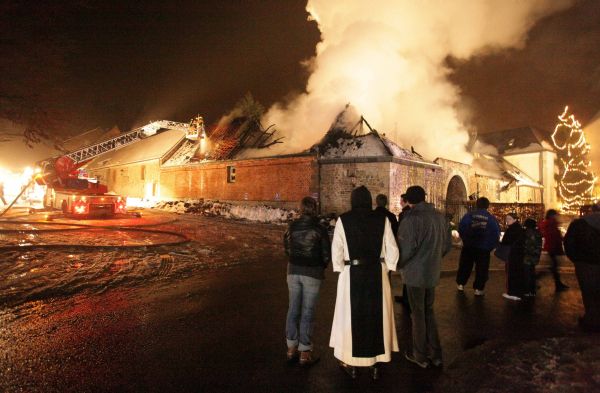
[329, 217, 400, 366]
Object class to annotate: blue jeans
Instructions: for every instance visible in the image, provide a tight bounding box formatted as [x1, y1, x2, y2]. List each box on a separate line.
[286, 274, 322, 352]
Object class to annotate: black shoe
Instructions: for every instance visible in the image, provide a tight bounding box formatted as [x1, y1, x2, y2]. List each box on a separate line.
[405, 352, 429, 368]
[339, 362, 357, 379]
[428, 357, 443, 368]
[555, 282, 569, 292]
[369, 365, 379, 380]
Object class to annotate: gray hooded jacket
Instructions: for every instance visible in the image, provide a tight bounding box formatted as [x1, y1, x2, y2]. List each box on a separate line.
[397, 202, 452, 287]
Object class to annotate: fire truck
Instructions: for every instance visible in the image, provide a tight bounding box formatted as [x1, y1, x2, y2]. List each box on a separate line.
[37, 117, 204, 217]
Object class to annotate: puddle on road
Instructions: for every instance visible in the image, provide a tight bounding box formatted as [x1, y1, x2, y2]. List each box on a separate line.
[0, 243, 215, 311]
[0, 214, 285, 317]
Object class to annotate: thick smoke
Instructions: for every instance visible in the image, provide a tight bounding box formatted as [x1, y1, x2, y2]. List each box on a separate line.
[262, 0, 573, 162]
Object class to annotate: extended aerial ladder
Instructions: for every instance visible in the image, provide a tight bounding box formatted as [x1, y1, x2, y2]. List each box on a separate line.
[34, 116, 205, 217]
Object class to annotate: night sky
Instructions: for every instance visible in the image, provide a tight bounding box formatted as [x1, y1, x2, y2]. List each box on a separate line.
[1, 0, 600, 168]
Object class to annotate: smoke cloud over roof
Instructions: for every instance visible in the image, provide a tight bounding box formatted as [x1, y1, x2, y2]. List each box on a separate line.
[263, 0, 574, 163]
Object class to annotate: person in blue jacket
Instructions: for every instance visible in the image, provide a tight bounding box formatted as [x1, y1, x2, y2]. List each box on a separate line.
[456, 197, 500, 295]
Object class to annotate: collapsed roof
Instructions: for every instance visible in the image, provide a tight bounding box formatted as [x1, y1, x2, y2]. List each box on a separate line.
[315, 110, 437, 166]
[473, 154, 543, 190]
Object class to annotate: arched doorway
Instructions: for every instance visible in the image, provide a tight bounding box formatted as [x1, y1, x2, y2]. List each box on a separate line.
[445, 175, 468, 224]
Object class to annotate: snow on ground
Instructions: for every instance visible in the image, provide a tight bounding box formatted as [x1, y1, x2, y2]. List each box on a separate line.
[437, 336, 600, 393]
[153, 199, 296, 223]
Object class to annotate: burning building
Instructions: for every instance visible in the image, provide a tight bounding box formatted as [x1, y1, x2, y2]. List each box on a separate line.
[81, 111, 555, 223]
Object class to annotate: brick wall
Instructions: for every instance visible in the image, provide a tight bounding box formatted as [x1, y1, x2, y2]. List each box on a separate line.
[159, 154, 318, 209]
[320, 160, 391, 215]
[389, 161, 445, 214]
[319, 158, 445, 216]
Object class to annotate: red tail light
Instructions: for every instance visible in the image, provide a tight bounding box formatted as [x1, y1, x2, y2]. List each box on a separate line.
[73, 200, 89, 214]
[115, 201, 126, 214]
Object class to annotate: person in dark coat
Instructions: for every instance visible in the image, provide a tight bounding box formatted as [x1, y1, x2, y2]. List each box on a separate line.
[522, 218, 542, 296]
[283, 196, 331, 366]
[501, 213, 525, 301]
[398, 186, 452, 368]
[539, 209, 569, 291]
[395, 193, 412, 309]
[375, 194, 398, 236]
[564, 205, 600, 332]
[456, 197, 500, 296]
[398, 193, 411, 223]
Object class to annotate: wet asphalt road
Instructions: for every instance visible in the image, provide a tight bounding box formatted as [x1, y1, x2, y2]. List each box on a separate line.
[0, 212, 593, 392]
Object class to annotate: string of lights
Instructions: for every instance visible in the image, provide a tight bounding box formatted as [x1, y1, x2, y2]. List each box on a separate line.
[551, 106, 597, 212]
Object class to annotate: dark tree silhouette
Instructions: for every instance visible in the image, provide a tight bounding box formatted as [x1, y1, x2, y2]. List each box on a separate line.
[0, 1, 75, 147]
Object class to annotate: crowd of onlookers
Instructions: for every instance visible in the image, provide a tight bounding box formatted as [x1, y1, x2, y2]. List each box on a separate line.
[456, 199, 569, 301]
[282, 186, 600, 381]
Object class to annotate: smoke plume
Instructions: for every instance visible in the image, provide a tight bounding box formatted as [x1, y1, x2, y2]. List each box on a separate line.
[262, 0, 573, 162]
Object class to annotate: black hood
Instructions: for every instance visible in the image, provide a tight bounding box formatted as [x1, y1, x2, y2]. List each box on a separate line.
[351, 186, 372, 209]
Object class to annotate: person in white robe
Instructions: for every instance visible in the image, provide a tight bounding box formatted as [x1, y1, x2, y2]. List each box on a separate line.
[329, 186, 399, 378]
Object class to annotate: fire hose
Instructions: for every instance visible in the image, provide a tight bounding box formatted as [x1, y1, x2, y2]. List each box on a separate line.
[0, 219, 190, 251]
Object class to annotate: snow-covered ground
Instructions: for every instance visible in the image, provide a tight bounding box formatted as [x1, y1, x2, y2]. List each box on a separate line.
[152, 199, 296, 223]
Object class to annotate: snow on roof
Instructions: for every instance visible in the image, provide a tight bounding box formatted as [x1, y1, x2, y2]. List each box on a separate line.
[319, 131, 435, 165]
[473, 155, 543, 189]
[162, 140, 201, 167]
[85, 129, 186, 169]
[380, 136, 429, 162]
[320, 133, 388, 158]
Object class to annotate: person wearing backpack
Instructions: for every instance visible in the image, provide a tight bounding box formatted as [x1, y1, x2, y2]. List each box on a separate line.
[523, 218, 543, 297]
[564, 205, 600, 332]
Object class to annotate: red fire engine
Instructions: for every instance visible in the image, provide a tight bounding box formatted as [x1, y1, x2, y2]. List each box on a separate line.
[36, 118, 204, 217]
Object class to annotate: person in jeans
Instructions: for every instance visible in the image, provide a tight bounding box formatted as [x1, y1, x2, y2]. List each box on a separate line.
[398, 185, 452, 368]
[456, 197, 500, 296]
[283, 196, 330, 366]
[539, 209, 569, 291]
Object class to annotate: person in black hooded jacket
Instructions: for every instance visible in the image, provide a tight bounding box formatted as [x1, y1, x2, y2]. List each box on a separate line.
[283, 196, 331, 366]
[564, 205, 600, 332]
[501, 213, 525, 301]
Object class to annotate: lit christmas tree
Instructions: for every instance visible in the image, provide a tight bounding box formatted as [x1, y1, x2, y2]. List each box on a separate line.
[551, 106, 597, 212]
